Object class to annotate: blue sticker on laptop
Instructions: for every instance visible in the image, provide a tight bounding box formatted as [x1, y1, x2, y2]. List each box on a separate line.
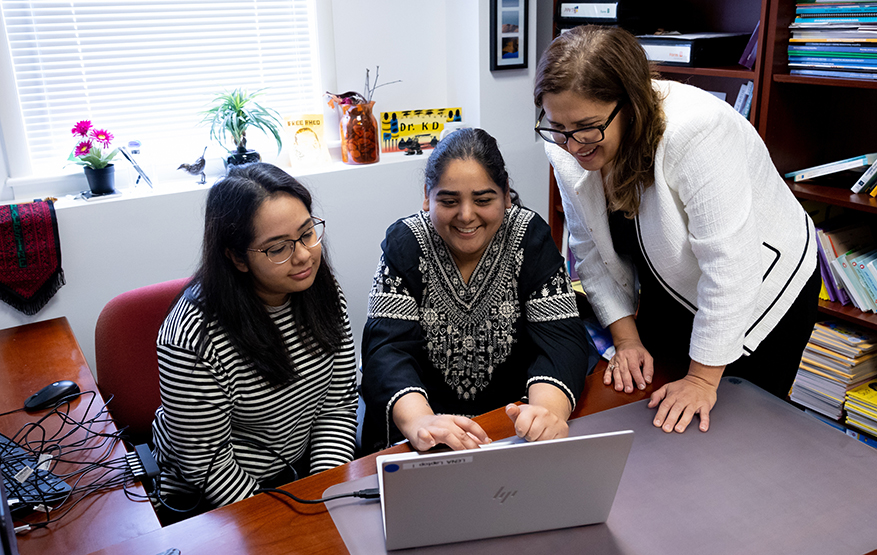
[385, 463, 400, 473]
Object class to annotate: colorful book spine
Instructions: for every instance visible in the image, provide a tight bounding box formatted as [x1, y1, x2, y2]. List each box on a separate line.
[815, 229, 840, 302]
[849, 251, 877, 308]
[853, 161, 877, 193]
[791, 68, 877, 79]
[789, 56, 877, 64]
[784, 152, 877, 181]
[790, 45, 877, 54]
[795, 16, 877, 23]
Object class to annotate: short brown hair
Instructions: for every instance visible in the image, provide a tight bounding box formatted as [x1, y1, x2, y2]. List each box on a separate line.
[535, 25, 665, 217]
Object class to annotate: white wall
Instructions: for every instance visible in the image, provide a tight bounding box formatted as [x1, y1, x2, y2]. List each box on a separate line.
[0, 0, 553, 375]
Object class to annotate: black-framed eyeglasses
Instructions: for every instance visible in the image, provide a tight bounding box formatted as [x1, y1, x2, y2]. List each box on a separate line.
[535, 101, 625, 146]
[247, 218, 326, 265]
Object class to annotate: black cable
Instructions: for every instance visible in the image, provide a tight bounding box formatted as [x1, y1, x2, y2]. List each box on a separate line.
[254, 486, 380, 504]
[152, 436, 379, 512]
[0, 407, 25, 418]
[3, 390, 152, 532]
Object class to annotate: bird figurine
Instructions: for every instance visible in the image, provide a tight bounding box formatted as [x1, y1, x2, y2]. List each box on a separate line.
[178, 147, 207, 184]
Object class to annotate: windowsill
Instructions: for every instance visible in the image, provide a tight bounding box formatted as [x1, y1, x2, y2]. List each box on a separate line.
[6, 150, 429, 206]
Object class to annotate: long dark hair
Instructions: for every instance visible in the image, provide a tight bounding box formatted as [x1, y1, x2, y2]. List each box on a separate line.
[189, 163, 346, 386]
[424, 128, 522, 206]
[534, 25, 665, 217]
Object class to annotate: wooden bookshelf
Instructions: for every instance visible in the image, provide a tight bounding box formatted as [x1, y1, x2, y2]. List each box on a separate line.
[817, 299, 877, 332]
[759, 0, 877, 329]
[788, 181, 877, 215]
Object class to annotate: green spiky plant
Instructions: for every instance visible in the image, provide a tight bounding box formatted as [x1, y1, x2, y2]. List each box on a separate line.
[202, 88, 283, 155]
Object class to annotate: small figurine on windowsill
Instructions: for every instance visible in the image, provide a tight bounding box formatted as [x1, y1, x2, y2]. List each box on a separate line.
[178, 147, 207, 184]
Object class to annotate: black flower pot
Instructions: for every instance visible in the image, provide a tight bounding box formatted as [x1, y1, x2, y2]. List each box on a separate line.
[83, 164, 116, 195]
[226, 146, 261, 168]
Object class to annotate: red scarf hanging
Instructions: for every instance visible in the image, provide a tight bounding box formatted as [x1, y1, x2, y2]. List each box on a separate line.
[0, 199, 65, 315]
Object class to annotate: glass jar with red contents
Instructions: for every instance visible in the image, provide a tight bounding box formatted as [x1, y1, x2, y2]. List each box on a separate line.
[340, 101, 380, 165]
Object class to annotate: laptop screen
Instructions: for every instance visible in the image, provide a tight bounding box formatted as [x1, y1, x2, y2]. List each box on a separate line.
[0, 473, 20, 555]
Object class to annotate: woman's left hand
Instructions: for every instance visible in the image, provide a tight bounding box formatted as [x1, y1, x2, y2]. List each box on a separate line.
[507, 382, 573, 441]
[647, 361, 724, 433]
[505, 403, 569, 441]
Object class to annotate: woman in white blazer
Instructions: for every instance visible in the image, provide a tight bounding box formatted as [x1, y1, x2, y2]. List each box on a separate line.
[534, 26, 819, 434]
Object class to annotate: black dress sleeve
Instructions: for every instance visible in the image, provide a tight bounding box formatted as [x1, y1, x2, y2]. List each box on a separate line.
[518, 214, 597, 410]
[360, 219, 430, 453]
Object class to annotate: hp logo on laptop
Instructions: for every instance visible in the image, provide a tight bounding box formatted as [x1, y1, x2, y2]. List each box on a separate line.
[493, 486, 517, 504]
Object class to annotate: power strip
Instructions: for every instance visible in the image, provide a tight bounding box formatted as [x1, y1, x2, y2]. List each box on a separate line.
[125, 444, 160, 492]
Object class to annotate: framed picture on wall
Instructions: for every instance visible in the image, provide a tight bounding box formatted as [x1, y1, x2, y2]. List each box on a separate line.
[490, 0, 528, 71]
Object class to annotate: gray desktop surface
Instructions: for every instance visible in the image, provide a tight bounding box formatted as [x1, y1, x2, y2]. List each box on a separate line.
[325, 378, 877, 554]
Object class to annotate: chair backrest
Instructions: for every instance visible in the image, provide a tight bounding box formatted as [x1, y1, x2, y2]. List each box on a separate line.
[94, 278, 189, 445]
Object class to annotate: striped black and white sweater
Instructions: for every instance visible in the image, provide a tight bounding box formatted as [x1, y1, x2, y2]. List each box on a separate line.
[151, 285, 358, 508]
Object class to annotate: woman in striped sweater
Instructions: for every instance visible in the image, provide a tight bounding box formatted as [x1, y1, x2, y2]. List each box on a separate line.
[151, 163, 358, 522]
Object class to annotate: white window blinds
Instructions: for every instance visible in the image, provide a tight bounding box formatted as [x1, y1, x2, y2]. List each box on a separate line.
[0, 0, 320, 175]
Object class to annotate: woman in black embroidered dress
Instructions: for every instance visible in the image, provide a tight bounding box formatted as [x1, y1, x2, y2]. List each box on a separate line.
[360, 128, 598, 453]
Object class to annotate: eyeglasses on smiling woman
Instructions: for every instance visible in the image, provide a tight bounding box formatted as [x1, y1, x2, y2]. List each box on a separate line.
[534, 101, 625, 146]
[248, 217, 326, 264]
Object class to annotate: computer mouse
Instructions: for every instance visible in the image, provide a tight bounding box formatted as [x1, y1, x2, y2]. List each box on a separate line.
[24, 380, 81, 411]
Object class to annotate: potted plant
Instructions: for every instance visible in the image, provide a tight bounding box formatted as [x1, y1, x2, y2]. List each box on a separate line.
[202, 88, 284, 167]
[68, 120, 119, 195]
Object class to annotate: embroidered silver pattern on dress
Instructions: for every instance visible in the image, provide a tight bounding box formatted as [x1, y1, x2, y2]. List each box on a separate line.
[526, 266, 579, 322]
[367, 256, 419, 321]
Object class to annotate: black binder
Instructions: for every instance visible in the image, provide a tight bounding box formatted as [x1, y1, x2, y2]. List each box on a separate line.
[636, 32, 751, 67]
[555, 1, 659, 35]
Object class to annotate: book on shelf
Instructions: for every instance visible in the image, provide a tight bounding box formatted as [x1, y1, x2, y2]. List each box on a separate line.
[790, 68, 877, 79]
[832, 252, 876, 311]
[797, 4, 877, 15]
[738, 22, 759, 69]
[815, 230, 846, 303]
[732, 81, 754, 115]
[784, 152, 877, 182]
[789, 55, 877, 64]
[819, 279, 831, 302]
[789, 43, 877, 55]
[852, 160, 877, 193]
[849, 249, 877, 308]
[635, 32, 750, 67]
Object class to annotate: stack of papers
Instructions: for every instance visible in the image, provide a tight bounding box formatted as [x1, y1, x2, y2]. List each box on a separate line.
[845, 378, 877, 437]
[791, 321, 877, 419]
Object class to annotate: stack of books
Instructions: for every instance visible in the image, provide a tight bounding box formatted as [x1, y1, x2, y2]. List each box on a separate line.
[788, 1, 877, 81]
[812, 221, 877, 312]
[845, 377, 877, 436]
[791, 321, 877, 419]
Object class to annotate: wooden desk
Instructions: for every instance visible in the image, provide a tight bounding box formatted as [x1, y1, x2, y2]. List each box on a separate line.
[0, 317, 161, 555]
[86, 362, 671, 555]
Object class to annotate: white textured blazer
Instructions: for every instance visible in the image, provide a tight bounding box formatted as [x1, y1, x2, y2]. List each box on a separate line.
[546, 80, 817, 366]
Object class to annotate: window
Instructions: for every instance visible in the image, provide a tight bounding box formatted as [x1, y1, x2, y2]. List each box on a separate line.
[0, 0, 321, 177]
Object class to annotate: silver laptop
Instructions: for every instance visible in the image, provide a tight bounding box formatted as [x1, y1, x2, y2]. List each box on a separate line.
[376, 429, 634, 550]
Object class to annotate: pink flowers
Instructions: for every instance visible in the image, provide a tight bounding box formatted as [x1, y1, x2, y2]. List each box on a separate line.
[70, 120, 114, 152]
[71, 120, 92, 136]
[68, 119, 119, 169]
[91, 129, 113, 148]
[74, 141, 92, 156]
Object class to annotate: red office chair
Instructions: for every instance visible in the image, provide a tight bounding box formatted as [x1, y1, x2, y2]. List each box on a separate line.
[94, 278, 189, 446]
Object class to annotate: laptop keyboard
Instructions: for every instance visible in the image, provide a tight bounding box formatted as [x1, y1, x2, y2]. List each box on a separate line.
[0, 432, 72, 514]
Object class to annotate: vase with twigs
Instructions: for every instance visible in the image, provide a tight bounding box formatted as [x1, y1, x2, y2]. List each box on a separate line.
[326, 67, 400, 165]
